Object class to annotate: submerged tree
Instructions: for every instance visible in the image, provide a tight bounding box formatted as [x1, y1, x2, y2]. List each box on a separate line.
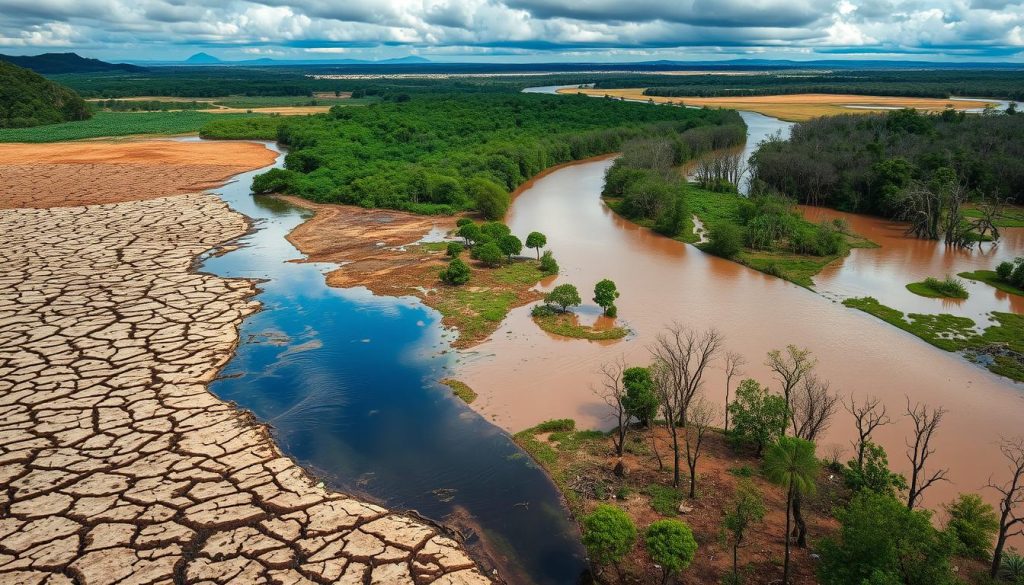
[593, 279, 620, 317]
[544, 284, 581, 312]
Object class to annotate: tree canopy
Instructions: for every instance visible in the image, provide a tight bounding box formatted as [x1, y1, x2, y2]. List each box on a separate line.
[0, 61, 90, 128]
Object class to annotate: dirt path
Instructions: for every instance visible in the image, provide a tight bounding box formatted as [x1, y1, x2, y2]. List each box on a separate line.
[0, 141, 278, 209]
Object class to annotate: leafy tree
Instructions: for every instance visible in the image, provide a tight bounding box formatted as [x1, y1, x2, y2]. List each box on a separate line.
[593, 279, 620, 317]
[539, 250, 559, 275]
[446, 242, 463, 257]
[497, 234, 523, 259]
[707, 222, 743, 258]
[474, 242, 504, 267]
[438, 258, 471, 285]
[622, 367, 658, 427]
[480, 221, 511, 241]
[723, 479, 767, 584]
[843, 441, 907, 498]
[468, 178, 510, 220]
[728, 379, 789, 456]
[644, 519, 697, 585]
[545, 284, 581, 312]
[581, 504, 636, 575]
[818, 492, 957, 585]
[525, 231, 547, 259]
[944, 493, 999, 560]
[764, 436, 819, 585]
[458, 223, 482, 246]
[455, 217, 473, 227]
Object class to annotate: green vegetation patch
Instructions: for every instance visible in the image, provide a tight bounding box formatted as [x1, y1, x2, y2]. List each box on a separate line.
[201, 116, 284, 140]
[643, 484, 685, 516]
[532, 311, 629, 341]
[843, 296, 1024, 381]
[512, 419, 608, 511]
[958, 270, 1024, 297]
[964, 206, 1024, 228]
[434, 288, 517, 342]
[212, 95, 380, 108]
[0, 111, 260, 142]
[1, 60, 89, 128]
[440, 378, 478, 404]
[906, 276, 969, 299]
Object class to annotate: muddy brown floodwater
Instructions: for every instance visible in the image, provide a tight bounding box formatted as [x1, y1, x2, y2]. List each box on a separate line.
[455, 156, 1024, 528]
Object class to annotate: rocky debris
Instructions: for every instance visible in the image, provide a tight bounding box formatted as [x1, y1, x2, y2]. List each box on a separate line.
[0, 193, 490, 584]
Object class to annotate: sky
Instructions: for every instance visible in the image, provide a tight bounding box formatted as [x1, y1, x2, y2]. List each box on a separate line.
[1, 0, 1023, 63]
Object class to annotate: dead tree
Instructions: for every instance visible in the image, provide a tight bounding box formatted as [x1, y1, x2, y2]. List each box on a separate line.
[649, 323, 723, 427]
[971, 196, 1003, 243]
[684, 397, 716, 500]
[846, 395, 892, 469]
[722, 351, 746, 433]
[653, 359, 683, 488]
[988, 437, 1024, 579]
[766, 345, 816, 434]
[593, 358, 630, 457]
[904, 398, 949, 510]
[789, 375, 838, 547]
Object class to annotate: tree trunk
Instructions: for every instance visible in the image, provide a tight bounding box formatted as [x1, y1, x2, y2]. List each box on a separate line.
[732, 542, 739, 583]
[783, 485, 793, 585]
[651, 427, 664, 471]
[670, 427, 680, 489]
[688, 462, 697, 499]
[991, 520, 1009, 578]
[792, 491, 808, 547]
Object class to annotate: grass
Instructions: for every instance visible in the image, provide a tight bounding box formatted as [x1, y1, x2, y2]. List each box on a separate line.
[959, 270, 1024, 297]
[963, 206, 1024, 228]
[643, 484, 684, 515]
[906, 276, 970, 299]
[843, 296, 1024, 381]
[512, 419, 608, 511]
[200, 116, 284, 140]
[532, 311, 629, 341]
[0, 111, 261, 142]
[440, 378, 478, 404]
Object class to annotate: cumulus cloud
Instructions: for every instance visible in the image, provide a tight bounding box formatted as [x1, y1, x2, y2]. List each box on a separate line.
[0, 0, 1020, 61]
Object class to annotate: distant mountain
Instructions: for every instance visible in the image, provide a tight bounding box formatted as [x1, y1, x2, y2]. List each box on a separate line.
[0, 52, 145, 74]
[128, 54, 434, 67]
[184, 52, 222, 64]
[0, 60, 90, 128]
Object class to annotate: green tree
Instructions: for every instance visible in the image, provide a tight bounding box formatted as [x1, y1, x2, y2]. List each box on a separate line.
[818, 492, 957, 585]
[458, 223, 482, 246]
[622, 367, 658, 427]
[645, 519, 697, 585]
[480, 221, 511, 241]
[474, 242, 504, 267]
[593, 279, 620, 317]
[723, 479, 767, 584]
[468, 177, 510, 220]
[438, 258, 471, 285]
[545, 284, 581, 312]
[539, 250, 559, 275]
[708, 222, 743, 258]
[446, 242, 463, 257]
[843, 441, 907, 498]
[944, 493, 999, 560]
[728, 379, 788, 456]
[764, 436, 819, 585]
[581, 504, 637, 576]
[526, 231, 547, 259]
[497, 234, 523, 259]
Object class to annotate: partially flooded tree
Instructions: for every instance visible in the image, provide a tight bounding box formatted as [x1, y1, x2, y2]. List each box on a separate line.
[594, 358, 630, 457]
[789, 375, 839, 546]
[652, 359, 683, 488]
[846, 395, 892, 469]
[970, 196, 1003, 243]
[766, 345, 816, 433]
[650, 323, 723, 426]
[987, 437, 1024, 579]
[684, 397, 715, 499]
[904, 399, 949, 510]
[722, 351, 746, 433]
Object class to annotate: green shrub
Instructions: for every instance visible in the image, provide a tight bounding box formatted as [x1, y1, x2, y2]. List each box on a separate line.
[439, 258, 471, 285]
[456, 217, 473, 227]
[708, 222, 743, 258]
[943, 494, 998, 560]
[497, 234, 523, 258]
[645, 519, 698, 581]
[474, 242, 504, 267]
[532, 419, 576, 433]
[644, 484, 683, 516]
[446, 242, 464, 257]
[581, 504, 637, 567]
[996, 260, 1014, 280]
[539, 250, 559, 275]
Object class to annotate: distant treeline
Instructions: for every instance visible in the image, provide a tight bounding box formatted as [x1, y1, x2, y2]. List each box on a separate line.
[750, 108, 1024, 214]
[202, 93, 743, 216]
[93, 99, 208, 112]
[0, 61, 90, 128]
[591, 71, 1024, 101]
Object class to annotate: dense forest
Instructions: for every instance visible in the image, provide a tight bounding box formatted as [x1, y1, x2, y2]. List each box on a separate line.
[203, 93, 743, 216]
[612, 70, 1024, 101]
[0, 61, 90, 128]
[751, 108, 1023, 213]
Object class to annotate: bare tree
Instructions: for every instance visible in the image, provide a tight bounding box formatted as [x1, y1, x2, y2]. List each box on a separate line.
[684, 397, 716, 499]
[970, 195, 1003, 243]
[766, 345, 816, 433]
[904, 398, 949, 510]
[791, 375, 839, 442]
[987, 437, 1024, 578]
[823, 444, 846, 469]
[723, 351, 746, 433]
[846, 395, 892, 469]
[652, 359, 683, 488]
[650, 323, 723, 427]
[593, 358, 631, 457]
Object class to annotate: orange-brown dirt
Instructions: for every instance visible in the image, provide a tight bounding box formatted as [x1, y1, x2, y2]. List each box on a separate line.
[0, 140, 278, 209]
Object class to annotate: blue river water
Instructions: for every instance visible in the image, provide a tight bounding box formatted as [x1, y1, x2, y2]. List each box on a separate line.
[197, 142, 588, 585]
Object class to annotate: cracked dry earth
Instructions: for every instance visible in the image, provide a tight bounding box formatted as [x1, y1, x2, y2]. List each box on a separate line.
[0, 192, 491, 585]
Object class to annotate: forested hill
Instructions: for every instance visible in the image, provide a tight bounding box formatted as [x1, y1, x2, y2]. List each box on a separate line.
[0, 52, 145, 74]
[0, 61, 91, 128]
[201, 93, 745, 217]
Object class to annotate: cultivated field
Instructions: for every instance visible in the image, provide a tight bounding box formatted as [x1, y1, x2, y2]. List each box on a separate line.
[560, 88, 999, 121]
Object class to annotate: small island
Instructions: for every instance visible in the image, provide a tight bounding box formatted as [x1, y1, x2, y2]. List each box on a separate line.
[906, 276, 969, 299]
[531, 282, 629, 341]
[959, 258, 1024, 298]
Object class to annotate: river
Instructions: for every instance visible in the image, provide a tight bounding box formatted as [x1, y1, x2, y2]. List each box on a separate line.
[197, 142, 588, 585]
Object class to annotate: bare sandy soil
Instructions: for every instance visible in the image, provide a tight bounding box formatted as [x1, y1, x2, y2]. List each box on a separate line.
[0, 140, 278, 209]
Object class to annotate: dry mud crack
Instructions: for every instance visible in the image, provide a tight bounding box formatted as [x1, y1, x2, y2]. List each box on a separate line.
[0, 192, 491, 585]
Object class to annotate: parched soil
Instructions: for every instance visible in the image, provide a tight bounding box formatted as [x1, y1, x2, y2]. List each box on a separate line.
[560, 89, 998, 122]
[0, 140, 278, 209]
[0, 190, 491, 584]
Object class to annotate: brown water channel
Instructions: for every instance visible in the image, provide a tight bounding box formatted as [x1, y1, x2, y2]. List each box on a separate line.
[456, 155, 1024, 521]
